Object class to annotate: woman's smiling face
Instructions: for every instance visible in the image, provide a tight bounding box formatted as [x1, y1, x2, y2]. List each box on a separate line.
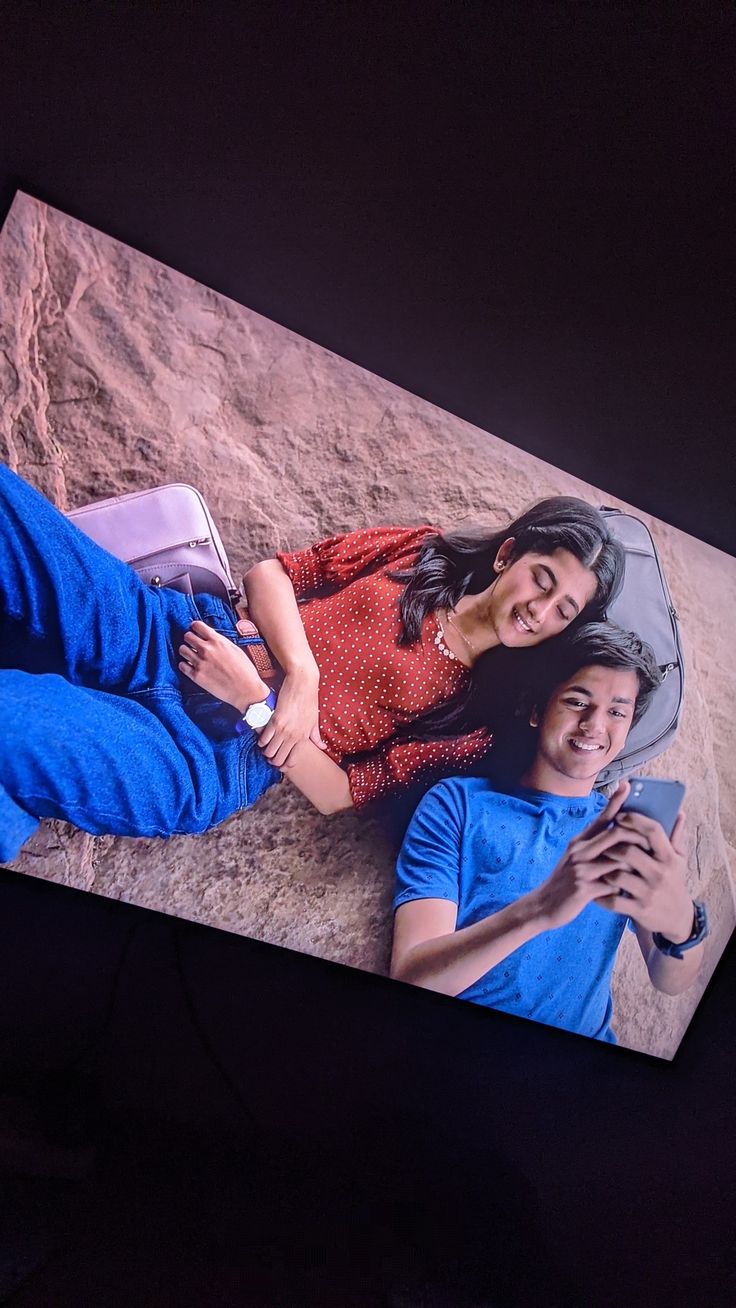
[482, 541, 601, 647]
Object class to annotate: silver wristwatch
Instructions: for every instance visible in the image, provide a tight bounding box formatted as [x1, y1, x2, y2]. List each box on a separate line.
[242, 689, 278, 729]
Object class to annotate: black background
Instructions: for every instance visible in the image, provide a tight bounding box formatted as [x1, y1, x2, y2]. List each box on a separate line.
[1, 4, 734, 1305]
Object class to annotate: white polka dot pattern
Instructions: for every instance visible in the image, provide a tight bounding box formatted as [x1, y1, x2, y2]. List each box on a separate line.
[276, 526, 493, 809]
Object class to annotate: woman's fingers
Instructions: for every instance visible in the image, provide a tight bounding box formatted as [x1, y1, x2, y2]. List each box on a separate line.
[260, 722, 281, 753]
[259, 727, 287, 761]
[309, 724, 327, 750]
[269, 740, 297, 767]
[257, 719, 279, 754]
[184, 621, 230, 658]
[258, 724, 296, 766]
[180, 622, 230, 663]
[257, 709, 324, 759]
[188, 619, 213, 640]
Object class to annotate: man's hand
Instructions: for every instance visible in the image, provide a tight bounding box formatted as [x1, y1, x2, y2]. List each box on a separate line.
[528, 782, 634, 931]
[256, 665, 327, 768]
[179, 620, 270, 713]
[595, 811, 695, 943]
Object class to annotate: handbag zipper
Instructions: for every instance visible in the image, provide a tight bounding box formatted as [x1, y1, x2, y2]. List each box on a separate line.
[128, 536, 211, 565]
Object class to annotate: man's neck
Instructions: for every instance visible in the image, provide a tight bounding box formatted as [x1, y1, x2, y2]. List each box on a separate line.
[520, 759, 597, 799]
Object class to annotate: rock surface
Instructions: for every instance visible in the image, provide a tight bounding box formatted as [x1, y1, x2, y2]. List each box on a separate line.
[2, 191, 734, 1059]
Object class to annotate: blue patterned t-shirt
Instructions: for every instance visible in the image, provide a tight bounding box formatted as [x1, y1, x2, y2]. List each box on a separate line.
[394, 778, 630, 1042]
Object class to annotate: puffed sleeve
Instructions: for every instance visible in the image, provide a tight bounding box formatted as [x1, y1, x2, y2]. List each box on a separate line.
[345, 728, 491, 811]
[276, 525, 436, 598]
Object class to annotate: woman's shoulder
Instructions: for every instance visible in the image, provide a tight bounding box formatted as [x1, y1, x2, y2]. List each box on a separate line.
[341, 524, 439, 570]
[362, 523, 438, 541]
[371, 523, 439, 557]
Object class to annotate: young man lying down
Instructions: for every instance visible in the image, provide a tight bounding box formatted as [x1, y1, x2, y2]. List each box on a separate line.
[390, 623, 707, 1043]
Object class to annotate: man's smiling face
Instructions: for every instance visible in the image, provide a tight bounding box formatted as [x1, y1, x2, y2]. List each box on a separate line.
[529, 663, 639, 794]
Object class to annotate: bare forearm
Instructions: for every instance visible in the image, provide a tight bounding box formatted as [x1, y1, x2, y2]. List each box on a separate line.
[280, 740, 354, 815]
[392, 893, 548, 996]
[641, 934, 705, 995]
[242, 559, 319, 677]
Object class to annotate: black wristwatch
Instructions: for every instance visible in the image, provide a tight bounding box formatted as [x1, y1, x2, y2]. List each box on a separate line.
[652, 900, 709, 960]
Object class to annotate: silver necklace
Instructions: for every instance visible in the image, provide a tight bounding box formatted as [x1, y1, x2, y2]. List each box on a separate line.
[433, 613, 459, 661]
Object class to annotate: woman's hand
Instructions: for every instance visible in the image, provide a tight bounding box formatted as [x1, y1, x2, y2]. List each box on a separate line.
[257, 665, 326, 768]
[179, 620, 270, 713]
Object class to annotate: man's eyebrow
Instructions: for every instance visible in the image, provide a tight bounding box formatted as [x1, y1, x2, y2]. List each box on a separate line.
[564, 684, 635, 706]
[537, 564, 580, 615]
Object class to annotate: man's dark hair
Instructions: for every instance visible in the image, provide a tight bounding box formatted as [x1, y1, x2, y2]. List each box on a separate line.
[478, 621, 662, 789]
[533, 621, 662, 725]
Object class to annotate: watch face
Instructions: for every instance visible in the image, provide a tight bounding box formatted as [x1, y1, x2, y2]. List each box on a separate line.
[245, 700, 274, 729]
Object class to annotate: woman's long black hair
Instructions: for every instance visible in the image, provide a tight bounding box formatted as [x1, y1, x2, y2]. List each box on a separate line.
[388, 496, 625, 742]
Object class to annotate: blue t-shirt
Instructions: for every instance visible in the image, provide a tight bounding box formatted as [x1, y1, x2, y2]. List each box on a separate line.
[394, 778, 630, 1042]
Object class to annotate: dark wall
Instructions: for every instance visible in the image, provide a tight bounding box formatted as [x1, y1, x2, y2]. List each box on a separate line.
[1, 5, 734, 1304]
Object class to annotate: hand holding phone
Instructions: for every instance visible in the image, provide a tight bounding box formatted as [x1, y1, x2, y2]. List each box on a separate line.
[618, 777, 685, 840]
[591, 777, 694, 939]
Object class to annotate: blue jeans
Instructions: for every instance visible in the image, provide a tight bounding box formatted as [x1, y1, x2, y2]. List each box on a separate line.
[0, 464, 280, 862]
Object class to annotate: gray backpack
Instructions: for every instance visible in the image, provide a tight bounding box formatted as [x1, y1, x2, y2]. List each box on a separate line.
[595, 508, 684, 787]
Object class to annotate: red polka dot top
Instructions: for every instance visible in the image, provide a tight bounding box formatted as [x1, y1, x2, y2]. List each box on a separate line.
[276, 525, 492, 810]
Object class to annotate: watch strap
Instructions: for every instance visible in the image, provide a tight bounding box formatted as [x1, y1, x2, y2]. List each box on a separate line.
[235, 689, 278, 734]
[652, 900, 709, 959]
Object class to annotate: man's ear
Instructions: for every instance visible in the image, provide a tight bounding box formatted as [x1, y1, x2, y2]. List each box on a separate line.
[529, 707, 539, 728]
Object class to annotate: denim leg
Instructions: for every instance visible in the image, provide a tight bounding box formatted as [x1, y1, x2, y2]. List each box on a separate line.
[0, 466, 282, 860]
[0, 670, 280, 862]
[0, 462, 196, 694]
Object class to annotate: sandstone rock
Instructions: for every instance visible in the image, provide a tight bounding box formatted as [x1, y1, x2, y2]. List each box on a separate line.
[2, 191, 734, 1059]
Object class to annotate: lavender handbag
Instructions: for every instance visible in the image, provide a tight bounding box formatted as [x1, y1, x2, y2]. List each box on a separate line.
[66, 482, 240, 605]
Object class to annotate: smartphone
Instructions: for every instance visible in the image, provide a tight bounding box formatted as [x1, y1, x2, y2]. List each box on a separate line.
[618, 777, 685, 839]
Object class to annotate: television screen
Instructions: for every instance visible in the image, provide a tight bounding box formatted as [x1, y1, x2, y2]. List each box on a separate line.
[2, 191, 733, 1059]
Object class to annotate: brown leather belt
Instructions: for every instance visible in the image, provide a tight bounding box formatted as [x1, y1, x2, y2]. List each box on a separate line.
[234, 600, 279, 683]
